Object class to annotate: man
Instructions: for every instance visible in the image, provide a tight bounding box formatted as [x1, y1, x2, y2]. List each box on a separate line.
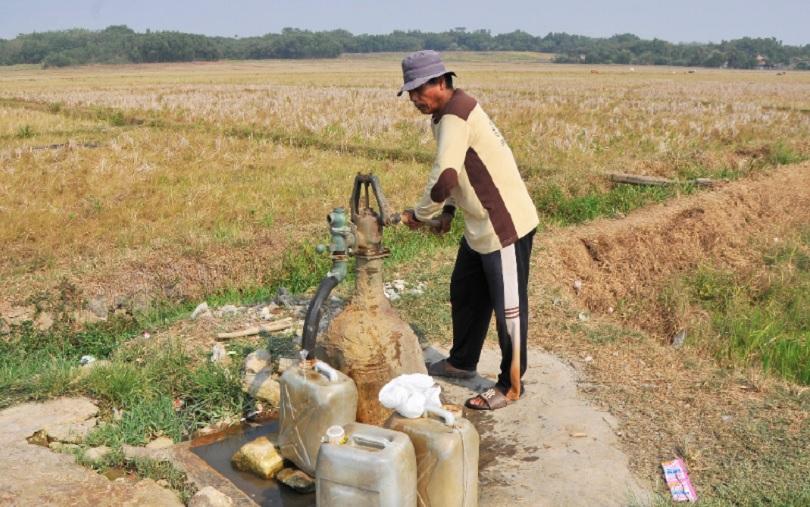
[398, 50, 539, 410]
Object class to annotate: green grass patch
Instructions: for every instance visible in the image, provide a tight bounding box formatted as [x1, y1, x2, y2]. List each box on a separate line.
[681, 234, 810, 384]
[534, 183, 686, 226]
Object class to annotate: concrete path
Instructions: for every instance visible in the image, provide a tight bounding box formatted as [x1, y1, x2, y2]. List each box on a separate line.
[426, 346, 650, 507]
[0, 397, 182, 507]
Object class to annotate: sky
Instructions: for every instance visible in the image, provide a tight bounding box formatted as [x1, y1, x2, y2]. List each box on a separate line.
[1, 0, 808, 45]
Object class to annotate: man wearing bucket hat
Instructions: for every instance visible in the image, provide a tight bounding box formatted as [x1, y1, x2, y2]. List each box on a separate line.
[399, 50, 539, 410]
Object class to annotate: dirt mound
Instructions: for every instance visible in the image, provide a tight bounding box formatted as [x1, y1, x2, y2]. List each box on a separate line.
[538, 162, 810, 338]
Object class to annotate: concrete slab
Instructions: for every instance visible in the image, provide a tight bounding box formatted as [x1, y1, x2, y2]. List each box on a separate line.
[425, 346, 651, 507]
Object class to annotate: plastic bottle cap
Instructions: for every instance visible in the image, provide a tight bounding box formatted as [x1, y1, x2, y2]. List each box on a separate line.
[325, 425, 346, 445]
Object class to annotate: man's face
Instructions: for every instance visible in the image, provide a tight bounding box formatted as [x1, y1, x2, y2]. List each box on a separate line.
[408, 80, 445, 115]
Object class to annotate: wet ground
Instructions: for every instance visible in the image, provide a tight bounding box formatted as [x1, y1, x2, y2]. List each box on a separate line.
[190, 420, 315, 507]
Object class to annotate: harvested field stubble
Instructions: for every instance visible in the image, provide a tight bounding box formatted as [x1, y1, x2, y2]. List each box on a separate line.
[1, 56, 809, 315]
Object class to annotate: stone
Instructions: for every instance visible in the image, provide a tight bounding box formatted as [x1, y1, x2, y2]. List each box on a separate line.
[243, 349, 272, 374]
[34, 312, 54, 331]
[189, 486, 234, 507]
[216, 305, 239, 317]
[242, 369, 281, 406]
[122, 444, 173, 463]
[211, 343, 227, 363]
[86, 297, 109, 320]
[156, 479, 170, 488]
[84, 446, 112, 465]
[0, 397, 184, 506]
[231, 436, 283, 479]
[276, 468, 315, 493]
[191, 302, 212, 320]
[146, 436, 174, 449]
[672, 329, 687, 348]
[43, 414, 98, 444]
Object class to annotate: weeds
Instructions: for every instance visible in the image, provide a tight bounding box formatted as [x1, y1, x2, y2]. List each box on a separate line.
[681, 234, 810, 384]
[15, 124, 33, 138]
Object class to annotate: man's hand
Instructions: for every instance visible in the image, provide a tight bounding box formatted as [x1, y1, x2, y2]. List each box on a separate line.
[400, 209, 423, 230]
[430, 212, 453, 234]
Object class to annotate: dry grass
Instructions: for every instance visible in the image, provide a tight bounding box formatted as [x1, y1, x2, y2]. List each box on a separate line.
[1, 55, 809, 309]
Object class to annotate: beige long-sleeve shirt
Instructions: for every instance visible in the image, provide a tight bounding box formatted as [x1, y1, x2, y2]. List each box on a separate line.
[414, 89, 539, 254]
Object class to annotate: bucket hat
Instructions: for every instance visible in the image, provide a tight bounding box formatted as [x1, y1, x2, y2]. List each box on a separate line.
[398, 50, 456, 96]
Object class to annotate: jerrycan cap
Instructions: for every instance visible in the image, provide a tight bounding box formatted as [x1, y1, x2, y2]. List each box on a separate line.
[324, 425, 347, 445]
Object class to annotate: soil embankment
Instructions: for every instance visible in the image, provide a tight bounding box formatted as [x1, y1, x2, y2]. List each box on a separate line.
[539, 162, 810, 338]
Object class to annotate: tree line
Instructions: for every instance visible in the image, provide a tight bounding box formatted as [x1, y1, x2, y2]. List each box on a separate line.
[0, 25, 807, 70]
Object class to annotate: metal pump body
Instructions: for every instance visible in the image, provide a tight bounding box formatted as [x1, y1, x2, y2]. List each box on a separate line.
[306, 173, 427, 425]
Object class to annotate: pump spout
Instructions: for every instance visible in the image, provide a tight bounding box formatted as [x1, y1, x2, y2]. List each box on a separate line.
[301, 275, 340, 360]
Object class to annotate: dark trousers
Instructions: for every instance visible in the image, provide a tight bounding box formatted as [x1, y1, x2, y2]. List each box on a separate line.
[447, 230, 535, 399]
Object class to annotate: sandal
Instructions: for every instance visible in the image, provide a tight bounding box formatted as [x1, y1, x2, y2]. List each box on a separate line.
[427, 358, 476, 379]
[465, 384, 527, 411]
[465, 387, 510, 410]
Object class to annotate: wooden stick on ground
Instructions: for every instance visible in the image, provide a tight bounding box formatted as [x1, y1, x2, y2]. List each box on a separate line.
[216, 317, 294, 340]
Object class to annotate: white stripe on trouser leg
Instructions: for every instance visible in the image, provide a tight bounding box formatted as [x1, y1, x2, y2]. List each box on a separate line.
[501, 244, 521, 400]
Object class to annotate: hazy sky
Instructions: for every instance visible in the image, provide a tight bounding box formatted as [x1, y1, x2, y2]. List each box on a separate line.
[2, 0, 808, 45]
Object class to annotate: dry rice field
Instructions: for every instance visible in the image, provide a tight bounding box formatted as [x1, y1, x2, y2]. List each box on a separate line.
[1, 53, 809, 312]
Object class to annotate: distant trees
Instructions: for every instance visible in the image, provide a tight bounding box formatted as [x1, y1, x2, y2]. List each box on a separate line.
[0, 26, 807, 70]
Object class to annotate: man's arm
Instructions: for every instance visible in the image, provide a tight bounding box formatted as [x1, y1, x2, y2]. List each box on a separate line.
[412, 115, 469, 222]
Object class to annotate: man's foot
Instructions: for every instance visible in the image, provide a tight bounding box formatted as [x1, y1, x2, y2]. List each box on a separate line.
[465, 384, 526, 410]
[465, 387, 510, 410]
[427, 358, 476, 379]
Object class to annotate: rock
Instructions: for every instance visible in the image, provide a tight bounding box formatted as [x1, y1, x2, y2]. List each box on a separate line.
[86, 298, 109, 320]
[211, 343, 227, 363]
[122, 444, 173, 463]
[275, 287, 295, 308]
[276, 357, 296, 374]
[83, 446, 112, 465]
[231, 436, 283, 479]
[242, 370, 281, 406]
[191, 302, 212, 320]
[43, 416, 97, 444]
[156, 479, 170, 488]
[672, 329, 687, 348]
[243, 349, 272, 374]
[216, 305, 239, 317]
[259, 306, 273, 321]
[80, 355, 96, 366]
[145, 436, 174, 449]
[276, 468, 315, 493]
[129, 478, 184, 506]
[573, 279, 583, 293]
[578, 312, 589, 322]
[34, 312, 54, 331]
[189, 486, 234, 507]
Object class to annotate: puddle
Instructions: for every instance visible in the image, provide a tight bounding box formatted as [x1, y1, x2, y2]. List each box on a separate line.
[190, 420, 315, 507]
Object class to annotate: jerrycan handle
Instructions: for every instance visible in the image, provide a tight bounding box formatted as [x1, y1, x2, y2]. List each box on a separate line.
[314, 360, 339, 383]
[351, 435, 389, 450]
[425, 405, 456, 426]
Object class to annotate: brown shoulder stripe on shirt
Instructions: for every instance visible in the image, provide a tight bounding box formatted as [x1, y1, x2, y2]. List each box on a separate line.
[464, 147, 518, 247]
[432, 89, 477, 123]
[430, 168, 458, 202]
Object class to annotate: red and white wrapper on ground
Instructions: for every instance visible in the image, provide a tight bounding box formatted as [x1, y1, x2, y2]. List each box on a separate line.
[661, 458, 698, 502]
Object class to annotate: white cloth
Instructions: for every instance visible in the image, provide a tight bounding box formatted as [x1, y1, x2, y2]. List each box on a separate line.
[378, 373, 442, 419]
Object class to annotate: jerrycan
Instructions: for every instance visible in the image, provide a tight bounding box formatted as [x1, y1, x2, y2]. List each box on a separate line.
[316, 422, 417, 507]
[385, 405, 479, 507]
[278, 358, 358, 476]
